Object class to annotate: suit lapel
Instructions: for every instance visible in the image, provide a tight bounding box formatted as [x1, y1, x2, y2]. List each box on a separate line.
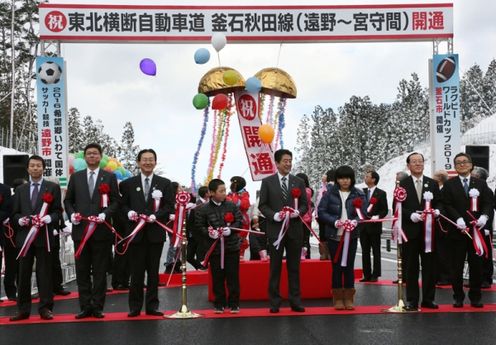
[454, 176, 468, 199]
[24, 183, 33, 214]
[406, 176, 420, 207]
[136, 176, 146, 205]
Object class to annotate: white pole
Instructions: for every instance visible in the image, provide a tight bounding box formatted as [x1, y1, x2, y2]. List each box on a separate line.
[9, 0, 15, 148]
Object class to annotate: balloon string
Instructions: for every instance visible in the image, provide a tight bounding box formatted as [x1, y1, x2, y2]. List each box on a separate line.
[207, 108, 218, 182]
[217, 108, 232, 178]
[259, 94, 265, 120]
[217, 52, 221, 67]
[207, 109, 226, 183]
[266, 95, 275, 124]
[190, 107, 209, 192]
[276, 43, 283, 67]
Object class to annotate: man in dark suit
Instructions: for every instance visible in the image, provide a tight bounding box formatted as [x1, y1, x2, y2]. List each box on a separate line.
[0, 181, 13, 303]
[186, 186, 209, 270]
[443, 153, 493, 308]
[10, 155, 62, 321]
[360, 170, 388, 282]
[64, 143, 119, 319]
[400, 152, 441, 311]
[119, 149, 175, 317]
[258, 149, 308, 313]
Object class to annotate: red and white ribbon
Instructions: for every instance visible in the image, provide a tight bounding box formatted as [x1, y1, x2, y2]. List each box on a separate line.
[201, 227, 224, 268]
[468, 188, 479, 212]
[151, 189, 162, 212]
[332, 220, 356, 267]
[273, 206, 293, 250]
[101, 194, 108, 208]
[75, 216, 99, 259]
[423, 191, 435, 253]
[466, 211, 488, 258]
[17, 200, 52, 259]
[392, 187, 408, 244]
[172, 192, 190, 248]
[367, 197, 377, 214]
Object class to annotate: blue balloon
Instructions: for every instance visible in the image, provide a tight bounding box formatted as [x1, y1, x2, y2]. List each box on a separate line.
[194, 48, 210, 64]
[73, 158, 87, 171]
[245, 77, 262, 93]
[114, 170, 123, 180]
[139, 58, 156, 76]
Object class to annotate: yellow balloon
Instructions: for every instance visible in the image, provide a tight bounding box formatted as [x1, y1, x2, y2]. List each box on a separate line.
[259, 124, 275, 144]
[223, 70, 240, 86]
[107, 160, 118, 171]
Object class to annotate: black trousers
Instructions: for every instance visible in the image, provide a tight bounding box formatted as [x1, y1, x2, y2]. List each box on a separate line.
[128, 241, 163, 312]
[51, 243, 64, 292]
[360, 229, 381, 278]
[450, 237, 483, 303]
[2, 241, 19, 299]
[210, 250, 240, 308]
[187, 234, 205, 269]
[74, 240, 112, 312]
[435, 231, 452, 283]
[403, 237, 436, 304]
[482, 232, 493, 284]
[17, 247, 53, 314]
[268, 233, 302, 308]
[112, 243, 130, 288]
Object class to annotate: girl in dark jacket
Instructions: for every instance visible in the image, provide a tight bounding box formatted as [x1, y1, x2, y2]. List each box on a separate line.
[318, 165, 366, 310]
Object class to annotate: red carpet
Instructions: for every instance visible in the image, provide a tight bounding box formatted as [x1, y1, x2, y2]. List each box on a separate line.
[2, 303, 496, 325]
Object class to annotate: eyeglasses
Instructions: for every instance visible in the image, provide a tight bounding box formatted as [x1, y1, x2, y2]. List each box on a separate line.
[409, 160, 424, 165]
[455, 160, 472, 166]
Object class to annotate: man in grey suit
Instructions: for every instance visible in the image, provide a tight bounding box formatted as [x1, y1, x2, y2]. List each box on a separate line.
[120, 149, 175, 317]
[259, 149, 308, 313]
[64, 143, 119, 319]
[10, 155, 62, 321]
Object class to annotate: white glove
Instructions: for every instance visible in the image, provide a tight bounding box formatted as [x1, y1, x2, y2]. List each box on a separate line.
[53, 229, 59, 236]
[273, 212, 283, 222]
[259, 249, 268, 260]
[208, 227, 219, 239]
[434, 209, 440, 217]
[41, 215, 52, 224]
[147, 214, 156, 223]
[485, 229, 491, 236]
[18, 217, 30, 227]
[222, 227, 231, 236]
[334, 220, 343, 228]
[410, 213, 423, 223]
[456, 217, 467, 230]
[3, 217, 9, 225]
[476, 215, 488, 228]
[371, 215, 379, 220]
[71, 213, 81, 225]
[290, 209, 300, 219]
[169, 214, 176, 221]
[350, 220, 358, 227]
[128, 210, 138, 221]
[97, 213, 106, 223]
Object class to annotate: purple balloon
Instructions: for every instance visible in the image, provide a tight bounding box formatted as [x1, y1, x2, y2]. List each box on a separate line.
[139, 58, 156, 76]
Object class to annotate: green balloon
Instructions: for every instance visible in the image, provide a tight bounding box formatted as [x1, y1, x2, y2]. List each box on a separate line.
[75, 151, 84, 159]
[192, 93, 209, 110]
[99, 156, 109, 168]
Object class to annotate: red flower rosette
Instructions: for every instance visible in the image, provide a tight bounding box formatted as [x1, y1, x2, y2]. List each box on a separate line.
[394, 187, 407, 202]
[176, 191, 191, 206]
[41, 192, 54, 204]
[98, 183, 110, 194]
[224, 212, 234, 224]
[369, 197, 377, 205]
[352, 197, 365, 220]
[291, 188, 301, 199]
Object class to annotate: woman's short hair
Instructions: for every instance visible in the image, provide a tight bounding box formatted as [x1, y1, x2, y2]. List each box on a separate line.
[334, 165, 356, 187]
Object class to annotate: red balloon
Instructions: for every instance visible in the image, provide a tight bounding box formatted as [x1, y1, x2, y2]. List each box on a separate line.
[212, 94, 229, 110]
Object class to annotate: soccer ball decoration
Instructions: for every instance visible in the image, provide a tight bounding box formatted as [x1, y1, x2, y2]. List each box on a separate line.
[38, 61, 63, 84]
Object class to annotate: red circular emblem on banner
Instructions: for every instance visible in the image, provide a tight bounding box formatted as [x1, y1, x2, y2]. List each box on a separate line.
[45, 11, 67, 32]
[236, 94, 257, 120]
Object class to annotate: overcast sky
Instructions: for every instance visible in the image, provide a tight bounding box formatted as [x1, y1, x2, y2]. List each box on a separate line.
[52, 0, 496, 194]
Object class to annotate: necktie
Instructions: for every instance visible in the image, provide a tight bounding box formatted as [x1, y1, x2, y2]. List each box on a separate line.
[415, 179, 422, 203]
[463, 178, 469, 195]
[281, 176, 288, 200]
[144, 177, 150, 202]
[367, 189, 372, 201]
[89, 171, 95, 198]
[31, 182, 39, 209]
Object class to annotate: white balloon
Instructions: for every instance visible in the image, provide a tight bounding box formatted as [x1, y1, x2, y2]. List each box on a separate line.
[211, 33, 227, 52]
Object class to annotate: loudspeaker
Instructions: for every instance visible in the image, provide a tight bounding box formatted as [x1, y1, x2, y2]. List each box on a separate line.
[465, 145, 489, 172]
[3, 154, 29, 188]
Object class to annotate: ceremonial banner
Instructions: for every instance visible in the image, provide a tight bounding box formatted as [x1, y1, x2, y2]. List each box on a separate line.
[36, 56, 69, 187]
[429, 54, 460, 175]
[39, 3, 453, 43]
[235, 91, 275, 181]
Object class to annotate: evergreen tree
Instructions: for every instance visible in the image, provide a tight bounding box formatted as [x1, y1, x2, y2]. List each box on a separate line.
[460, 64, 486, 131]
[483, 59, 496, 115]
[118, 121, 140, 174]
[68, 107, 84, 153]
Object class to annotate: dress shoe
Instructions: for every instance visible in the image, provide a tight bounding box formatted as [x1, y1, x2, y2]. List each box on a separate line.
[359, 277, 371, 282]
[146, 310, 164, 316]
[40, 309, 54, 320]
[269, 307, 279, 313]
[369, 277, 378, 282]
[128, 310, 141, 317]
[421, 301, 439, 309]
[54, 289, 71, 296]
[114, 284, 129, 291]
[403, 303, 418, 311]
[32, 293, 39, 299]
[436, 281, 450, 286]
[8, 296, 17, 302]
[158, 282, 166, 287]
[470, 301, 483, 308]
[10, 313, 30, 321]
[453, 301, 463, 308]
[93, 310, 105, 318]
[290, 305, 305, 312]
[75, 310, 93, 319]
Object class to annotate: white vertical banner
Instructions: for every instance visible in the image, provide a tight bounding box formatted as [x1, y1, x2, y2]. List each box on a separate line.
[234, 90, 276, 181]
[36, 56, 69, 187]
[429, 54, 460, 175]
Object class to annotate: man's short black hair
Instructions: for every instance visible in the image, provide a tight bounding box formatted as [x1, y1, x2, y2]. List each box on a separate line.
[369, 171, 380, 185]
[27, 155, 46, 170]
[84, 143, 103, 155]
[137, 149, 157, 162]
[455, 152, 472, 164]
[208, 178, 225, 192]
[406, 152, 424, 164]
[334, 165, 356, 187]
[274, 149, 292, 163]
[326, 169, 335, 183]
[198, 186, 209, 198]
